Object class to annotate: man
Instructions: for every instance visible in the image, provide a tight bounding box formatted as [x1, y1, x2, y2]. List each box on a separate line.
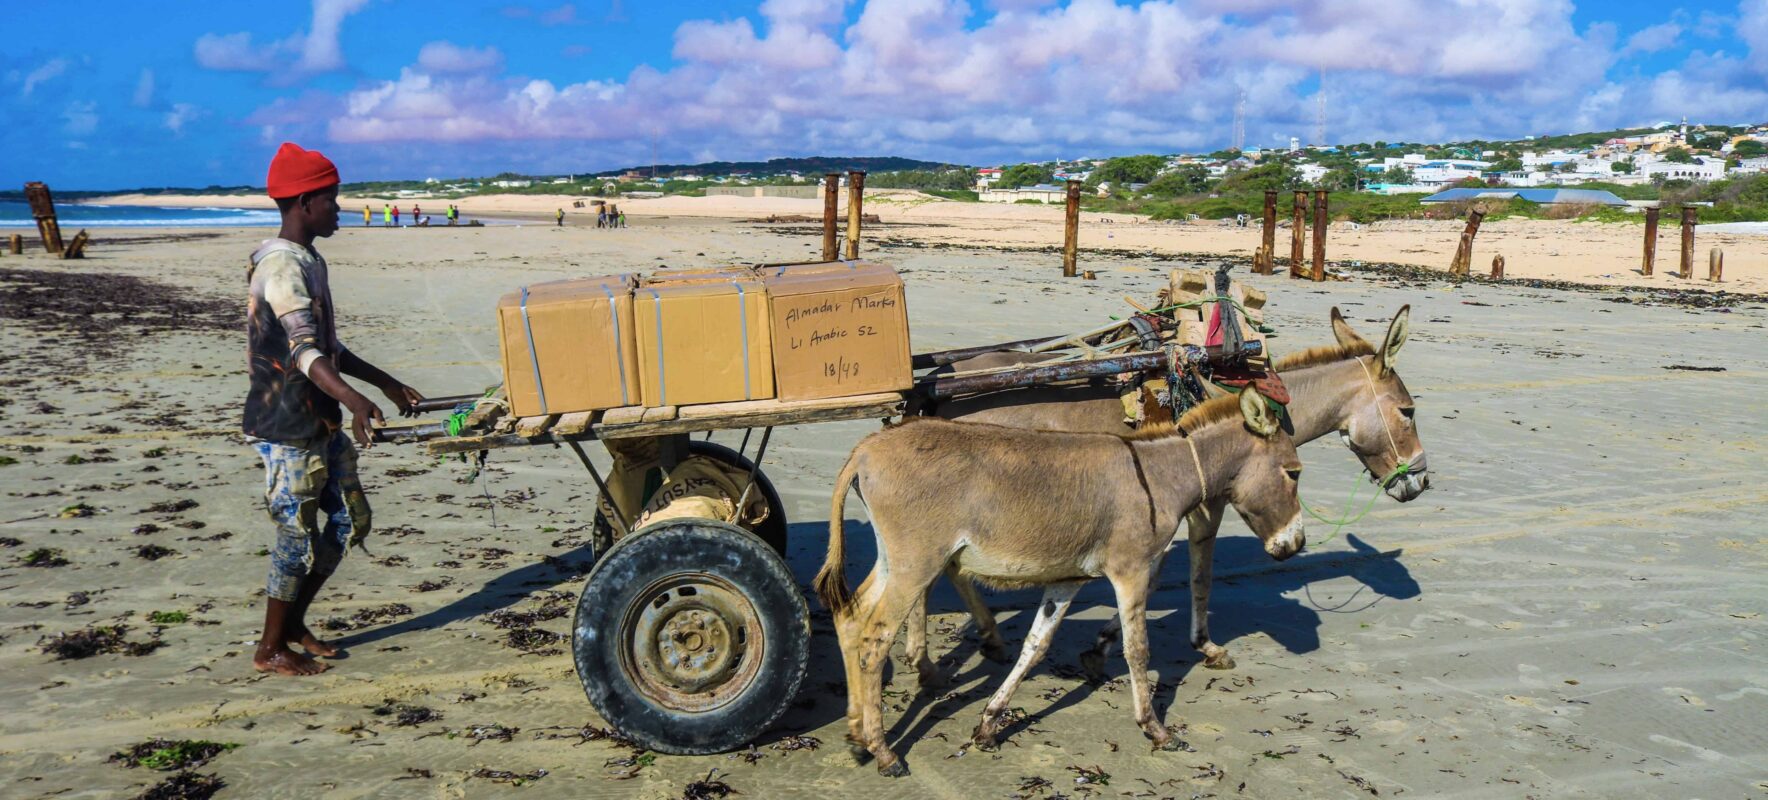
[556, 208, 564, 226]
[382, 202, 392, 226]
[392, 205, 401, 227]
[246, 142, 423, 676]
[362, 205, 371, 226]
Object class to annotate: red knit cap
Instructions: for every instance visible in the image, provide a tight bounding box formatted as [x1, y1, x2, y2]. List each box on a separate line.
[265, 142, 339, 199]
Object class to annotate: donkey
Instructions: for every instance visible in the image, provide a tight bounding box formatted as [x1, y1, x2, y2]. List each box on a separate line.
[817, 390, 1304, 776]
[911, 306, 1428, 685]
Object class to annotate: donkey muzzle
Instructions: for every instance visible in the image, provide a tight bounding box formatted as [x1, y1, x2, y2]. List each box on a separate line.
[1265, 518, 1306, 560]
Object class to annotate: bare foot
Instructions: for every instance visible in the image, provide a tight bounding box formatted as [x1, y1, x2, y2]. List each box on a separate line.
[286, 625, 339, 657]
[253, 646, 330, 676]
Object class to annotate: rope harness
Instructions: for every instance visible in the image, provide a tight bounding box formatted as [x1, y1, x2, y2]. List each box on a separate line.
[1301, 356, 1413, 547]
[1185, 435, 1210, 521]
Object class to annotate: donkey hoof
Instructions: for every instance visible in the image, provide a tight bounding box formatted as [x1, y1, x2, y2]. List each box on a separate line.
[917, 670, 950, 693]
[877, 759, 909, 778]
[981, 642, 1012, 664]
[1078, 650, 1108, 683]
[1203, 651, 1236, 671]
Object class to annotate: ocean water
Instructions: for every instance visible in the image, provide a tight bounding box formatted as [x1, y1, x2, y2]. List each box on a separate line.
[0, 198, 283, 227]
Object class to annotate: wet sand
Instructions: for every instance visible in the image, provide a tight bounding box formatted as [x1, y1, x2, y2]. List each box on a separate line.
[1, 219, 1765, 798]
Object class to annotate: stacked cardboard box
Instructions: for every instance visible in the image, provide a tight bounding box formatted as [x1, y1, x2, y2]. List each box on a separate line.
[760, 261, 912, 400]
[497, 274, 641, 417]
[634, 276, 776, 406]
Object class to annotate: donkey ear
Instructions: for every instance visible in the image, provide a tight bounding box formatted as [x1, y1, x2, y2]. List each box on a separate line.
[1239, 388, 1280, 437]
[1376, 304, 1411, 376]
[1330, 306, 1370, 349]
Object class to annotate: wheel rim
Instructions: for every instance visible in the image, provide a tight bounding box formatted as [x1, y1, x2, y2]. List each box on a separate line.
[617, 572, 764, 713]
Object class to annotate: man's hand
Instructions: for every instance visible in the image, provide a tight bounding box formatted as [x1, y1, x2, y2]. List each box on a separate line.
[381, 382, 425, 418]
[344, 392, 384, 447]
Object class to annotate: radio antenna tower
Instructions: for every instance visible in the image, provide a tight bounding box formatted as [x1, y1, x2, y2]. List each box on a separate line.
[1232, 90, 1246, 152]
[1314, 69, 1327, 147]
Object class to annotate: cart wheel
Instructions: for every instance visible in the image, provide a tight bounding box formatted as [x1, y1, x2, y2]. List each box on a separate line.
[574, 519, 810, 755]
[590, 440, 789, 559]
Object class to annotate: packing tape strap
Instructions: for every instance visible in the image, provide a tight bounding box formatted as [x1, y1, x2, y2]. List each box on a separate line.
[602, 283, 630, 406]
[646, 288, 665, 406]
[732, 281, 751, 400]
[520, 285, 548, 415]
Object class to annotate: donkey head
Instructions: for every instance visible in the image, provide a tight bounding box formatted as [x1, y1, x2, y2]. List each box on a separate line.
[1330, 305, 1430, 502]
[1228, 388, 1307, 560]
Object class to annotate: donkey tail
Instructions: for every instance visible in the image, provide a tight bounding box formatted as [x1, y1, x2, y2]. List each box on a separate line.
[814, 451, 862, 614]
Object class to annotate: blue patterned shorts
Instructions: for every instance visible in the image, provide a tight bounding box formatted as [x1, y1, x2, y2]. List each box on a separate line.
[250, 431, 371, 601]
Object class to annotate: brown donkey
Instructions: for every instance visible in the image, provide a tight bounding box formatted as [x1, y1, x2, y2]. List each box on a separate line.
[816, 390, 1304, 776]
[913, 306, 1427, 683]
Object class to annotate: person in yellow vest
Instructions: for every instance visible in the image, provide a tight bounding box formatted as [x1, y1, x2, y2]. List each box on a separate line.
[556, 208, 564, 226]
[362, 205, 370, 226]
[382, 203, 391, 226]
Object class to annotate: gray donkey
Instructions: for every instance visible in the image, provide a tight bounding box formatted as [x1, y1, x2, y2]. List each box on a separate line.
[911, 306, 1428, 686]
[817, 389, 1304, 776]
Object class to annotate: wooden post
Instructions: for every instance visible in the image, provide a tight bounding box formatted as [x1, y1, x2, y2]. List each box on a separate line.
[1062, 179, 1082, 278]
[7, 233, 20, 255]
[1259, 190, 1278, 274]
[1641, 206, 1658, 276]
[25, 182, 63, 254]
[845, 170, 866, 260]
[1709, 248, 1722, 282]
[1310, 190, 1328, 282]
[1679, 205, 1696, 279]
[1490, 255, 1505, 280]
[821, 173, 840, 261]
[1450, 209, 1486, 276]
[1290, 190, 1309, 278]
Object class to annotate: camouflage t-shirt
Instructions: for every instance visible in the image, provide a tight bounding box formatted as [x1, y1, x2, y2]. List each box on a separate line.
[243, 239, 345, 443]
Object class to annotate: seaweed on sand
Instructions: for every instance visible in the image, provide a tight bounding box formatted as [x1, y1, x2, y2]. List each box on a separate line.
[110, 739, 239, 771]
[39, 625, 163, 660]
[132, 771, 225, 800]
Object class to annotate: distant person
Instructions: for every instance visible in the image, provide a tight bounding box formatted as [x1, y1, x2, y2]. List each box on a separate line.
[413, 204, 421, 221]
[382, 203, 391, 226]
[362, 205, 370, 226]
[246, 142, 424, 677]
[618, 211, 627, 228]
[596, 210, 606, 228]
[392, 205, 401, 226]
[556, 208, 565, 227]
[446, 205, 456, 225]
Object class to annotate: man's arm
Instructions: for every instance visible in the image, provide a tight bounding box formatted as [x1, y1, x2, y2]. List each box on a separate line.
[337, 349, 423, 418]
[304, 356, 385, 447]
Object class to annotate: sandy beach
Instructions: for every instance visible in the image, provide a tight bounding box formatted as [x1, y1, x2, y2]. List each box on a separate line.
[2, 218, 1765, 799]
[88, 190, 1768, 294]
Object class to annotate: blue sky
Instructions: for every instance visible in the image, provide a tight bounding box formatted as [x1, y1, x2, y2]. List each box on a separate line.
[3, 0, 1765, 189]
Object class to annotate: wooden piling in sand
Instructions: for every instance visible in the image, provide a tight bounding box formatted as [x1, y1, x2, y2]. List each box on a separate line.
[845, 170, 866, 260]
[25, 182, 63, 254]
[1259, 190, 1277, 274]
[1063, 180, 1082, 278]
[1679, 206, 1696, 279]
[7, 234, 20, 255]
[1709, 248, 1723, 282]
[1290, 191, 1309, 278]
[822, 173, 840, 261]
[1310, 190, 1328, 282]
[1642, 206, 1659, 276]
[1450, 209, 1486, 276]
[1491, 255, 1505, 280]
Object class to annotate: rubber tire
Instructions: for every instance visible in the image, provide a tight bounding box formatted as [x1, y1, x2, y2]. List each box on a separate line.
[590, 440, 789, 559]
[573, 519, 811, 755]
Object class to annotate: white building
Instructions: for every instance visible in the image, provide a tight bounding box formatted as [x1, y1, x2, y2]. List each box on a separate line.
[980, 183, 1070, 203]
[1643, 157, 1726, 182]
[1411, 160, 1491, 186]
[492, 179, 533, 188]
[1296, 163, 1330, 183]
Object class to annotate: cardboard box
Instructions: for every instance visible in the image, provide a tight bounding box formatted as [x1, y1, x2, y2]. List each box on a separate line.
[497, 274, 641, 417]
[754, 259, 893, 280]
[644, 266, 756, 285]
[634, 280, 775, 406]
[762, 265, 911, 401]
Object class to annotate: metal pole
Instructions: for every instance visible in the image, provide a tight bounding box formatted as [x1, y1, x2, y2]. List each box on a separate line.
[566, 440, 629, 540]
[822, 173, 840, 261]
[1290, 190, 1308, 278]
[1642, 206, 1658, 276]
[1311, 190, 1328, 282]
[1063, 179, 1082, 278]
[1680, 205, 1696, 279]
[1260, 189, 1278, 274]
[845, 170, 866, 260]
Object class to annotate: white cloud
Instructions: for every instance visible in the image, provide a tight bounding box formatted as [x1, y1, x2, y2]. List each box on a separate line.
[62, 100, 98, 135]
[1741, 0, 1768, 73]
[165, 102, 204, 134]
[194, 0, 370, 76]
[133, 68, 156, 107]
[1623, 21, 1682, 56]
[417, 42, 505, 73]
[22, 58, 69, 97]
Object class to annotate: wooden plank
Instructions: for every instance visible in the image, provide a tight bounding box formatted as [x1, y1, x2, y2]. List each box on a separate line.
[462, 386, 507, 429]
[600, 406, 646, 426]
[641, 405, 678, 422]
[553, 411, 596, 436]
[597, 393, 904, 440]
[515, 415, 558, 437]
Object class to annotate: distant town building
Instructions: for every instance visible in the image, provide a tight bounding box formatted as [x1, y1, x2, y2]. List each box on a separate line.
[980, 183, 1069, 203]
[1642, 156, 1726, 182]
[1421, 188, 1627, 206]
